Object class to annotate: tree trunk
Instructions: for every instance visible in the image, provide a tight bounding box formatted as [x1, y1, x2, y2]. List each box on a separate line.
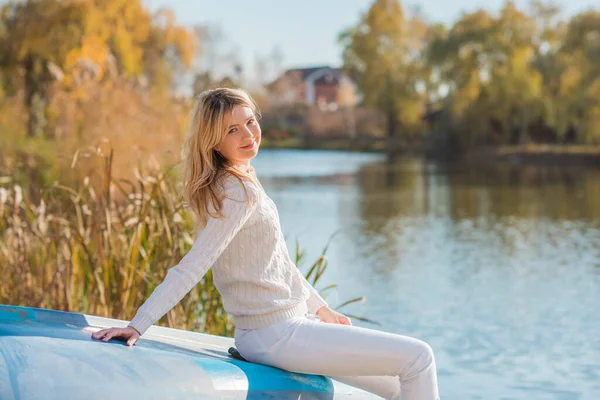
[24, 55, 48, 138]
[387, 109, 396, 139]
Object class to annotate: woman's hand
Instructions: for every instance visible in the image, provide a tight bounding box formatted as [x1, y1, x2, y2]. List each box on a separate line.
[91, 326, 141, 347]
[315, 306, 352, 325]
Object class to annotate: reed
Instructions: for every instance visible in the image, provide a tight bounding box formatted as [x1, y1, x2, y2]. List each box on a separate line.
[0, 143, 375, 337]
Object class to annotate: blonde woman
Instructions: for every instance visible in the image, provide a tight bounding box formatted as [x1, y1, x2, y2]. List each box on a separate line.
[91, 88, 440, 400]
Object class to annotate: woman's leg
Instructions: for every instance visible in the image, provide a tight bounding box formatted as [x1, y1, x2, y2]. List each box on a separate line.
[329, 375, 401, 399]
[236, 317, 439, 400]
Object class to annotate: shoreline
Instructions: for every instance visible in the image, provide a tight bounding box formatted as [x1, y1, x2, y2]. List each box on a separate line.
[260, 139, 600, 166]
[462, 145, 600, 166]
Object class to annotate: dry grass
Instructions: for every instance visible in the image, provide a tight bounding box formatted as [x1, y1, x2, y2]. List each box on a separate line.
[1, 145, 238, 334]
[1, 145, 375, 337]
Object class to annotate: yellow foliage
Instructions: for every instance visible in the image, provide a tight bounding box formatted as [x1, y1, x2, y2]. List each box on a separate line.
[340, 0, 427, 136]
[0, 0, 195, 88]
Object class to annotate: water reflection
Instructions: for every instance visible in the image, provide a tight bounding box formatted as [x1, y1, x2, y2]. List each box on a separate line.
[354, 158, 600, 223]
[441, 163, 600, 222]
[254, 150, 600, 399]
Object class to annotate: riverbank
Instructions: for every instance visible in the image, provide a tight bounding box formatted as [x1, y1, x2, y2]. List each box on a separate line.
[260, 135, 422, 154]
[463, 145, 600, 166]
[260, 137, 600, 166]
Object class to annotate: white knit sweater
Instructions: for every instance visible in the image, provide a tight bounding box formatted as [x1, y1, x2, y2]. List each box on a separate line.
[128, 172, 328, 335]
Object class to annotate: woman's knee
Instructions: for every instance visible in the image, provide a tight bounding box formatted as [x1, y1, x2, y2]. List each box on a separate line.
[417, 340, 435, 364]
[400, 339, 436, 377]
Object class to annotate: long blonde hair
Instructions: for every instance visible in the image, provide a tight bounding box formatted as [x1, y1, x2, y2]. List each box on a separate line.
[181, 88, 261, 228]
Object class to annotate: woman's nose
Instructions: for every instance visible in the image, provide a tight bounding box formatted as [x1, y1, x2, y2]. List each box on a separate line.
[241, 126, 254, 137]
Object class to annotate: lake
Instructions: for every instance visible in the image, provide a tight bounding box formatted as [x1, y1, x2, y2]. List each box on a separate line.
[252, 149, 600, 400]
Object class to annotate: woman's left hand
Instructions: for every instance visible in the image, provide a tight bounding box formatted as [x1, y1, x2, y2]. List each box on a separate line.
[315, 306, 352, 325]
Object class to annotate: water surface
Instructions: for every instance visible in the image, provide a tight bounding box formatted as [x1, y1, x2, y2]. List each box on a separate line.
[253, 149, 600, 400]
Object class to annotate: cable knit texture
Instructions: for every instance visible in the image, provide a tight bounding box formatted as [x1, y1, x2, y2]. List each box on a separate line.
[128, 172, 328, 335]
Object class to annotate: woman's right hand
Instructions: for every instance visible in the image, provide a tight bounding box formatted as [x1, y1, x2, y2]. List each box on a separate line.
[91, 326, 141, 347]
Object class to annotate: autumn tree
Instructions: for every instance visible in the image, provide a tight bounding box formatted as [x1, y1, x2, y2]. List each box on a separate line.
[552, 11, 600, 143]
[339, 0, 430, 140]
[427, 2, 546, 146]
[0, 0, 194, 138]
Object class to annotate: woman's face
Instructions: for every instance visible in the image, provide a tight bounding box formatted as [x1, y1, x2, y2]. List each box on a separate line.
[215, 105, 261, 167]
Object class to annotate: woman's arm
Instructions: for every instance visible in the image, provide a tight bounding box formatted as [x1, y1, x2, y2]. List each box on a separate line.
[127, 178, 258, 335]
[294, 267, 329, 314]
[294, 269, 351, 325]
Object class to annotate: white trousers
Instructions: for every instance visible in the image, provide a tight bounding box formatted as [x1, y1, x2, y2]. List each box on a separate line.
[234, 307, 440, 400]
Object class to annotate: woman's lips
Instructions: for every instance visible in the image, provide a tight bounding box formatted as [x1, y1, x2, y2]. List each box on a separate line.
[240, 140, 256, 150]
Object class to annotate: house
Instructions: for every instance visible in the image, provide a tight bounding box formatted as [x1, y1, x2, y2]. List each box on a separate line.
[266, 66, 360, 111]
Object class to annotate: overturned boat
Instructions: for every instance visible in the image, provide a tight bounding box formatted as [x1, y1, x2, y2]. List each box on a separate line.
[0, 305, 375, 399]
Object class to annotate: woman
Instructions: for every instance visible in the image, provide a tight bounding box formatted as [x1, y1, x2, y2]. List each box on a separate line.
[91, 88, 440, 400]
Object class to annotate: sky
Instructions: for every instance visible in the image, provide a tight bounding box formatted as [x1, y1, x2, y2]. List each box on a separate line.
[144, 0, 598, 86]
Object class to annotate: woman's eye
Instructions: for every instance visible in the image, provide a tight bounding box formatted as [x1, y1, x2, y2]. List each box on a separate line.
[228, 119, 254, 134]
